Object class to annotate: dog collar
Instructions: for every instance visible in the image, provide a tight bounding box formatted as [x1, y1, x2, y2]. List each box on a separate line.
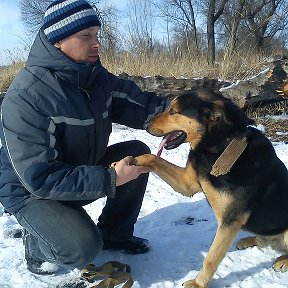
[210, 135, 248, 177]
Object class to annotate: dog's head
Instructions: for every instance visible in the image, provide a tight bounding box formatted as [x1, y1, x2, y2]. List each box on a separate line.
[146, 88, 254, 150]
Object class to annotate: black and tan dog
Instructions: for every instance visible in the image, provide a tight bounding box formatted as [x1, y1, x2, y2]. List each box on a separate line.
[133, 88, 288, 288]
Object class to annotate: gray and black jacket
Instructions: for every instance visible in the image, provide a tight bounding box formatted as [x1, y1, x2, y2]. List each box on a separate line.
[0, 29, 167, 214]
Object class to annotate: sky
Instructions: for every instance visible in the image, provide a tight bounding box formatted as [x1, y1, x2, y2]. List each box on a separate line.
[0, 114, 288, 287]
[0, 0, 129, 65]
[0, 0, 26, 64]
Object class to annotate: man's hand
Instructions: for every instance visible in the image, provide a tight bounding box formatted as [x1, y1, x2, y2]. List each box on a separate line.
[112, 156, 152, 186]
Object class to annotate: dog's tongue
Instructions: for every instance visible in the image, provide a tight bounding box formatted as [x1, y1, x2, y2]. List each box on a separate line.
[157, 133, 175, 157]
[157, 137, 167, 157]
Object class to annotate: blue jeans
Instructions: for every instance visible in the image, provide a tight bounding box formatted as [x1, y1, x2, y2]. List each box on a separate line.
[15, 140, 150, 269]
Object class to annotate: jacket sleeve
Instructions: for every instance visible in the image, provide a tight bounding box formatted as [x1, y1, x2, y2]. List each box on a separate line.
[1, 89, 116, 201]
[107, 72, 169, 129]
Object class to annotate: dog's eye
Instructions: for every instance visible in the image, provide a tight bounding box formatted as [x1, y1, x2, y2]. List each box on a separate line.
[169, 108, 177, 115]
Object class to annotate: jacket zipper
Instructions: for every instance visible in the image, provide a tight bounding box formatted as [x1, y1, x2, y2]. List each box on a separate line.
[81, 88, 97, 165]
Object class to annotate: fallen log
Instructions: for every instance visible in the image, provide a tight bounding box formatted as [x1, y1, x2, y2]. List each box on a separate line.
[120, 56, 288, 110]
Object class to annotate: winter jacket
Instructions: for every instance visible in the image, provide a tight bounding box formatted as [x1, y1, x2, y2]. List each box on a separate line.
[0, 29, 168, 214]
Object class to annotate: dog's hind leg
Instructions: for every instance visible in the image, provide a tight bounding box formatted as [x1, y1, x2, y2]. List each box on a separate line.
[273, 255, 288, 272]
[236, 236, 257, 250]
[237, 231, 288, 272]
[271, 230, 288, 272]
[237, 231, 288, 250]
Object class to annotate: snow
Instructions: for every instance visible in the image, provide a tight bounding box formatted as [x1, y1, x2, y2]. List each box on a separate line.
[1, 121, 288, 288]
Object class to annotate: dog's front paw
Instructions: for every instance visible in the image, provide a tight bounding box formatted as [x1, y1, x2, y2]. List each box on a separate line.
[132, 154, 156, 167]
[236, 236, 257, 250]
[182, 279, 205, 288]
[109, 161, 118, 168]
[273, 255, 288, 272]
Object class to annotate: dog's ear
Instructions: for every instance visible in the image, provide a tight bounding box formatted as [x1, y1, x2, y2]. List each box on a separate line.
[210, 108, 231, 124]
[207, 105, 232, 135]
[209, 98, 233, 125]
[207, 90, 255, 135]
[212, 90, 255, 127]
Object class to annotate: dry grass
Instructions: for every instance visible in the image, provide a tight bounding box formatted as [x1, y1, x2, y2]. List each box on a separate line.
[218, 51, 266, 81]
[0, 48, 274, 92]
[101, 51, 213, 78]
[0, 48, 27, 92]
[100, 50, 264, 81]
[247, 101, 288, 142]
[0, 62, 25, 92]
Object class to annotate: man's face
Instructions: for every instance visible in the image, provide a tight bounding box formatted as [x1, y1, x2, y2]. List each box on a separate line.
[55, 26, 101, 63]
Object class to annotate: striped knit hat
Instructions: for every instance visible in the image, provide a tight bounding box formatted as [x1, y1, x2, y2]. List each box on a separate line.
[43, 0, 101, 44]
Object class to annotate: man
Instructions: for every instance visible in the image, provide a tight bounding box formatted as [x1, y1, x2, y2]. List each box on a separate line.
[0, 0, 167, 275]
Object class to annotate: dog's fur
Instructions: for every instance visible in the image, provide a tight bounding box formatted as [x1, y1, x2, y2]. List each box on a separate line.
[133, 88, 288, 288]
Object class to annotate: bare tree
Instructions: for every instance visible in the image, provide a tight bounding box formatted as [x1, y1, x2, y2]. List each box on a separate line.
[221, 0, 246, 54]
[243, 0, 287, 53]
[126, 0, 155, 54]
[95, 4, 119, 55]
[19, 0, 52, 35]
[217, 0, 288, 57]
[154, 0, 200, 53]
[19, 0, 102, 35]
[206, 0, 229, 65]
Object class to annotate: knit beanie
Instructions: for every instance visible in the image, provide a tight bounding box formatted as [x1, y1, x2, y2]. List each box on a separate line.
[43, 0, 101, 44]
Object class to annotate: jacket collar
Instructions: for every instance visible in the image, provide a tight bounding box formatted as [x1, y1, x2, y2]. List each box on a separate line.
[26, 29, 103, 89]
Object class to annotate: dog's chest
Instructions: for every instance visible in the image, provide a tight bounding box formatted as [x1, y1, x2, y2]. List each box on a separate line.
[199, 179, 232, 220]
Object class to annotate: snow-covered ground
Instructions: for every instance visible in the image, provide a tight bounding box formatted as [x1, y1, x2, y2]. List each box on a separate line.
[1, 122, 288, 288]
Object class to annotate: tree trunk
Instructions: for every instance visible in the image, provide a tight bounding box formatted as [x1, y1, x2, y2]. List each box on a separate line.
[225, 0, 246, 55]
[187, 0, 199, 52]
[207, 0, 229, 65]
[207, 0, 216, 65]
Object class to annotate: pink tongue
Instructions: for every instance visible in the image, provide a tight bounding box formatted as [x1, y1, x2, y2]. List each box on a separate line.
[157, 133, 177, 157]
[157, 137, 168, 157]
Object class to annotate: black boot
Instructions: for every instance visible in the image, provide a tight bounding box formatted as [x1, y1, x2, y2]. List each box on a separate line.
[23, 229, 56, 275]
[102, 236, 150, 254]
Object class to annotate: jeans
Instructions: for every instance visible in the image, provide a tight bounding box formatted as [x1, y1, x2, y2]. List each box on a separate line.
[15, 140, 150, 269]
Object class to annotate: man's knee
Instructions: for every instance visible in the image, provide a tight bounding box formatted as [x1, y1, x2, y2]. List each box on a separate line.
[57, 231, 103, 269]
[72, 239, 103, 269]
[131, 140, 151, 156]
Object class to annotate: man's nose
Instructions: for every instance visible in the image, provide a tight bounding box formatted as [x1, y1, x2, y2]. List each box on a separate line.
[92, 38, 100, 48]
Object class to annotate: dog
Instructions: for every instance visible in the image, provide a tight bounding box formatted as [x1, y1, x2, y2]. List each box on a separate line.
[132, 88, 288, 288]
